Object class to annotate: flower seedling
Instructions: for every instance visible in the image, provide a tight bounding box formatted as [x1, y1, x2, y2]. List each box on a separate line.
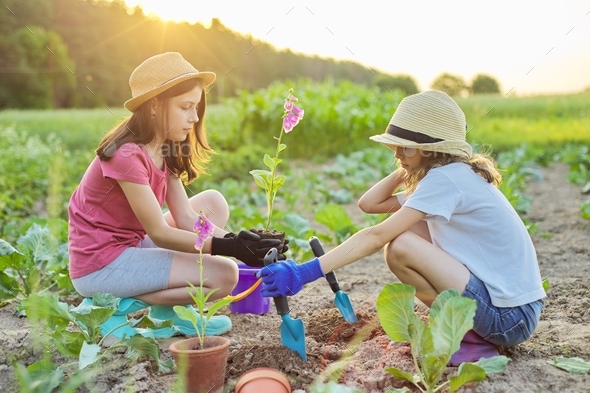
[173, 211, 232, 349]
[376, 283, 509, 392]
[249, 88, 304, 230]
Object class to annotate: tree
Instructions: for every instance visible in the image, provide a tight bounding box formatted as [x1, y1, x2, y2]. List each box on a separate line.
[430, 73, 467, 96]
[374, 74, 419, 96]
[471, 74, 501, 94]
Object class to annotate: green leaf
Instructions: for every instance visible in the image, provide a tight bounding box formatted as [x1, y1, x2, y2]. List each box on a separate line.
[548, 357, 590, 374]
[0, 238, 26, 269]
[273, 175, 286, 193]
[542, 279, 550, 292]
[429, 294, 476, 361]
[474, 355, 510, 374]
[385, 366, 417, 384]
[14, 359, 64, 393]
[206, 297, 232, 319]
[22, 293, 73, 331]
[124, 335, 174, 373]
[250, 170, 268, 190]
[79, 341, 101, 369]
[130, 315, 175, 330]
[417, 325, 447, 389]
[174, 305, 197, 330]
[263, 154, 276, 171]
[54, 330, 85, 357]
[70, 301, 117, 341]
[376, 283, 416, 343]
[17, 223, 55, 264]
[0, 271, 20, 300]
[92, 293, 121, 309]
[449, 363, 486, 392]
[429, 288, 460, 320]
[278, 143, 287, 152]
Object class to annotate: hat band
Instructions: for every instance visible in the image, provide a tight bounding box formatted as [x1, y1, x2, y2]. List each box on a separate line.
[158, 72, 199, 86]
[386, 124, 444, 144]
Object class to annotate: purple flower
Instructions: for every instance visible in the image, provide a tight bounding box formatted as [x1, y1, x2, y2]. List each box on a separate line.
[193, 213, 215, 251]
[284, 100, 293, 111]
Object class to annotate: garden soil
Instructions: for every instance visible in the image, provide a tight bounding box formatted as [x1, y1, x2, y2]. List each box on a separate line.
[1, 162, 589, 392]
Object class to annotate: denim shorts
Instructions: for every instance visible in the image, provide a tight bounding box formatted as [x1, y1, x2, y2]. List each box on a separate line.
[462, 274, 544, 347]
[71, 236, 173, 298]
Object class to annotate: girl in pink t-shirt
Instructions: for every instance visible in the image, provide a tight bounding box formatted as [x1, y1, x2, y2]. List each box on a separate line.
[68, 52, 285, 337]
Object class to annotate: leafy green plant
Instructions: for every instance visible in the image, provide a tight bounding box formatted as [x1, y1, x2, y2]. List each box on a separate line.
[376, 283, 509, 392]
[548, 357, 590, 374]
[315, 204, 362, 244]
[22, 292, 173, 372]
[249, 88, 304, 230]
[0, 219, 73, 307]
[174, 212, 232, 348]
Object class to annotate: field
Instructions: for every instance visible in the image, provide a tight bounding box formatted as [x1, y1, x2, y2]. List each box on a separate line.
[1, 85, 589, 392]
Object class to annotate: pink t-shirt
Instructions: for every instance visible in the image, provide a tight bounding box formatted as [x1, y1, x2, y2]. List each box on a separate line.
[68, 143, 169, 278]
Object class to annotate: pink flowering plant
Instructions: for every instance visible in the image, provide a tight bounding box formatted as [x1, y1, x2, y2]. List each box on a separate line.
[250, 88, 304, 229]
[173, 211, 231, 348]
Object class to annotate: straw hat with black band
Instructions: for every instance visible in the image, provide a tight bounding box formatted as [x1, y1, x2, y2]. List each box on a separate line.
[370, 90, 473, 159]
[124, 52, 216, 112]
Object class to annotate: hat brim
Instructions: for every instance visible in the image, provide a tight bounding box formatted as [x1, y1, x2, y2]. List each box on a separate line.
[124, 71, 216, 112]
[370, 133, 473, 158]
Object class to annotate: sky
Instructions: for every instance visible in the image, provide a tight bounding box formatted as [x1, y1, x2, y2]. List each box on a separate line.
[123, 0, 590, 95]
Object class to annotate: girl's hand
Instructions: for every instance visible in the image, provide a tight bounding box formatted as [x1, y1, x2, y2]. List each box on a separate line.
[210, 230, 283, 267]
[257, 258, 325, 297]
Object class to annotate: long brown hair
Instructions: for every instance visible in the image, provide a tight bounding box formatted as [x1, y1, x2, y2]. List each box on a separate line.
[402, 149, 502, 195]
[96, 78, 214, 184]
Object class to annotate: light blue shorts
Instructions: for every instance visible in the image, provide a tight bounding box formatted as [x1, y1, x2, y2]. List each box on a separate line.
[72, 236, 173, 298]
[462, 274, 544, 347]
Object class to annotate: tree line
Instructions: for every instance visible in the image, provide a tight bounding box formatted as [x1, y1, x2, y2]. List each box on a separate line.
[0, 0, 500, 110]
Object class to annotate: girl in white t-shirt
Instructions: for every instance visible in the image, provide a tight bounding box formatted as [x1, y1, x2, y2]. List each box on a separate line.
[259, 90, 545, 364]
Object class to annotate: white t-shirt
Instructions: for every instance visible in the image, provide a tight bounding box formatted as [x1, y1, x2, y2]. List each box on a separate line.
[400, 162, 545, 308]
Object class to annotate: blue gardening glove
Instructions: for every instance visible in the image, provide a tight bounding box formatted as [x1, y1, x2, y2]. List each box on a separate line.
[258, 258, 325, 297]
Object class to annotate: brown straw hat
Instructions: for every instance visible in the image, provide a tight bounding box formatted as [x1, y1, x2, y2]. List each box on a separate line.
[124, 52, 216, 112]
[370, 90, 473, 158]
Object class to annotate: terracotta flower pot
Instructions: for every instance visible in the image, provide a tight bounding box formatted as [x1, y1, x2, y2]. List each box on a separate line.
[169, 336, 230, 393]
[235, 367, 291, 393]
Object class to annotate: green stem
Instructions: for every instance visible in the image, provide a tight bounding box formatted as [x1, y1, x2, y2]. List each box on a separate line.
[265, 126, 284, 230]
[97, 322, 131, 346]
[198, 250, 206, 348]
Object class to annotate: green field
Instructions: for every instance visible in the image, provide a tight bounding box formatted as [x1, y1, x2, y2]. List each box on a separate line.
[1, 90, 588, 156]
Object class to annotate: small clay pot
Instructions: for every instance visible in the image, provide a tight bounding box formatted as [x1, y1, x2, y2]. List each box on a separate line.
[234, 367, 291, 393]
[249, 228, 286, 245]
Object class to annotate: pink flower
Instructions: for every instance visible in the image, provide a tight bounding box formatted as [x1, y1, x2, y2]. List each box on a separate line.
[193, 213, 215, 251]
[284, 100, 293, 111]
[292, 104, 304, 119]
[283, 112, 300, 133]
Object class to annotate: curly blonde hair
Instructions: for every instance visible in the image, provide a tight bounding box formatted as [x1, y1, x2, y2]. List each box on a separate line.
[402, 150, 502, 195]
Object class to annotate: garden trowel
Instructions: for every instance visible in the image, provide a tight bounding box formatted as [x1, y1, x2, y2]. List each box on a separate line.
[309, 237, 358, 323]
[263, 248, 307, 361]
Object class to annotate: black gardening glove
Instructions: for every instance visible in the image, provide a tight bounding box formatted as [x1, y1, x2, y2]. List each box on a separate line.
[211, 230, 283, 267]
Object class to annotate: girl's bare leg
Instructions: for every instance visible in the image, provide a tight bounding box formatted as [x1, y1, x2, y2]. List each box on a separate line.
[136, 252, 238, 306]
[385, 221, 470, 307]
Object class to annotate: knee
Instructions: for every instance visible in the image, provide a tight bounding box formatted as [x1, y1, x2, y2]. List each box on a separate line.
[197, 190, 229, 226]
[384, 231, 415, 272]
[218, 258, 239, 296]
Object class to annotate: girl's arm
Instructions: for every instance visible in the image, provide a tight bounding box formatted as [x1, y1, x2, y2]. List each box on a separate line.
[118, 180, 204, 253]
[358, 168, 405, 214]
[319, 206, 426, 274]
[164, 175, 198, 231]
[165, 176, 227, 238]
